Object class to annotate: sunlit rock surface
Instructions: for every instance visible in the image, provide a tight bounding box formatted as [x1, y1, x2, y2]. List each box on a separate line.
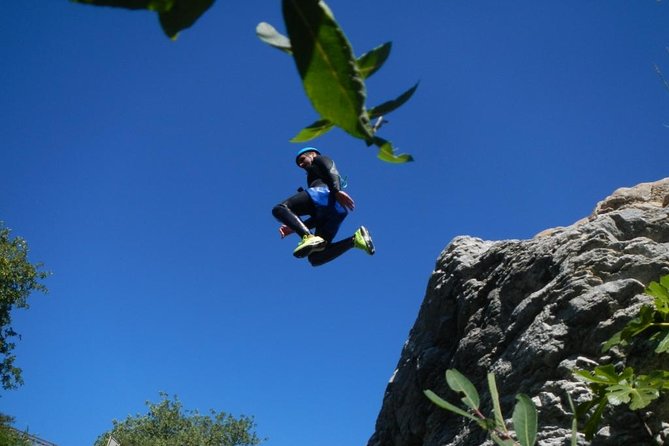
[368, 178, 669, 446]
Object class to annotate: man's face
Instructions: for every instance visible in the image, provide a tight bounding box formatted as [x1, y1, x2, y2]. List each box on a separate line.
[297, 152, 317, 169]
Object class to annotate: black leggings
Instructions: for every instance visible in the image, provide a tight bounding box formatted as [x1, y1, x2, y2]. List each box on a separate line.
[272, 191, 315, 238]
[272, 191, 354, 266]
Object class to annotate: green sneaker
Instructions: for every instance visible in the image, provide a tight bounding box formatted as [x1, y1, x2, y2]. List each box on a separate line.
[353, 226, 375, 255]
[293, 234, 327, 258]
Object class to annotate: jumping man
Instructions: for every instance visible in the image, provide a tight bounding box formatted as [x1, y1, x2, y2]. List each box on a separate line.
[272, 147, 375, 266]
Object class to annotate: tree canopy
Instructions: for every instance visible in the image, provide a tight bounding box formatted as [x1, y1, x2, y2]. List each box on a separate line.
[93, 393, 262, 446]
[0, 414, 31, 446]
[0, 223, 48, 390]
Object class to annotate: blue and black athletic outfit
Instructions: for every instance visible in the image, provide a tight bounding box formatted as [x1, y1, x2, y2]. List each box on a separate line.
[272, 155, 353, 266]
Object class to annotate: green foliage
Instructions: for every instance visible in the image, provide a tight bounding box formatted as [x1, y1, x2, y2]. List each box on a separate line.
[282, 0, 370, 141]
[357, 43, 392, 80]
[573, 274, 669, 441]
[93, 393, 261, 446]
[73, 0, 417, 162]
[446, 368, 481, 410]
[287, 43, 398, 143]
[512, 394, 538, 446]
[565, 393, 578, 446]
[71, 0, 215, 39]
[575, 365, 663, 410]
[425, 369, 538, 446]
[0, 427, 31, 446]
[0, 223, 49, 390]
[257, 0, 417, 163]
[602, 275, 669, 354]
[0, 414, 31, 446]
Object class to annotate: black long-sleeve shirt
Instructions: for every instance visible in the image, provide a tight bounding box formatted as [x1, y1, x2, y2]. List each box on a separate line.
[305, 155, 342, 193]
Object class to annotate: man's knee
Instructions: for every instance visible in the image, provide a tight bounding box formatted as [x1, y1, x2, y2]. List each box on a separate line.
[272, 204, 288, 219]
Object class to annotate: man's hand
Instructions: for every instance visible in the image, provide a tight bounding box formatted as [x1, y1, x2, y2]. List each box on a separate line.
[335, 190, 355, 211]
[279, 225, 294, 239]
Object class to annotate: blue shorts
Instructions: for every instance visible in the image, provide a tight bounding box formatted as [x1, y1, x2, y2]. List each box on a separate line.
[306, 187, 348, 241]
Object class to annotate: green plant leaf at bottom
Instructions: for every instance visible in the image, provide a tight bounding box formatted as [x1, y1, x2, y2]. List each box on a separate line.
[423, 390, 478, 422]
[512, 394, 538, 446]
[566, 392, 578, 446]
[487, 373, 507, 433]
[606, 381, 659, 409]
[655, 330, 669, 353]
[446, 369, 481, 411]
[491, 433, 515, 446]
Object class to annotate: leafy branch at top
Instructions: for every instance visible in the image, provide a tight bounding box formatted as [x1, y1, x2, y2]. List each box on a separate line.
[72, 0, 418, 163]
[257, 0, 417, 163]
[71, 0, 216, 39]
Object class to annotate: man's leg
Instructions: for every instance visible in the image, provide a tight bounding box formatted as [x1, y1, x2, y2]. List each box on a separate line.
[307, 214, 350, 266]
[272, 191, 313, 237]
[272, 191, 326, 257]
[308, 238, 354, 266]
[308, 226, 375, 267]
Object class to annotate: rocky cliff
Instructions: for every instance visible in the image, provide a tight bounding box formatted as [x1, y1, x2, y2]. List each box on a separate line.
[367, 179, 669, 446]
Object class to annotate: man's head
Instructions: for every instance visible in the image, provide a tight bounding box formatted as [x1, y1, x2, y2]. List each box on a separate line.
[295, 147, 320, 168]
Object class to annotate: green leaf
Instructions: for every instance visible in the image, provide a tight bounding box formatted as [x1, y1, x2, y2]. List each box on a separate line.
[374, 137, 414, 164]
[74, 0, 215, 39]
[655, 330, 669, 353]
[647, 276, 669, 318]
[369, 82, 419, 119]
[72, 0, 172, 11]
[446, 369, 480, 411]
[624, 305, 656, 339]
[582, 398, 608, 441]
[423, 390, 479, 422]
[254, 32, 392, 77]
[645, 370, 669, 389]
[660, 274, 669, 290]
[565, 393, 578, 446]
[574, 365, 620, 386]
[158, 0, 215, 39]
[512, 394, 538, 446]
[491, 433, 515, 446]
[290, 119, 334, 142]
[256, 22, 293, 54]
[602, 330, 622, 352]
[282, 0, 372, 140]
[487, 373, 507, 433]
[647, 282, 669, 301]
[606, 381, 659, 409]
[356, 42, 392, 79]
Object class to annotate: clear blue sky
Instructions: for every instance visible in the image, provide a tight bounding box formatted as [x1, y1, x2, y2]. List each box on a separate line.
[2, 1, 668, 445]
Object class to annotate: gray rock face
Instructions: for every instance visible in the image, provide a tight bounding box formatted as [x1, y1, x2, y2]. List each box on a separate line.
[367, 179, 669, 446]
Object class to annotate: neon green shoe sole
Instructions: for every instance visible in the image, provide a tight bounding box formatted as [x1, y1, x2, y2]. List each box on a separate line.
[353, 226, 375, 255]
[293, 234, 327, 258]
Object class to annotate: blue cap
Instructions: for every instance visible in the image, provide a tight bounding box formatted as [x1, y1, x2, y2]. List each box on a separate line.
[295, 147, 320, 165]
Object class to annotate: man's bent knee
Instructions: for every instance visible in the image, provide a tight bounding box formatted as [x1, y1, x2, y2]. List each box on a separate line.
[272, 204, 288, 219]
